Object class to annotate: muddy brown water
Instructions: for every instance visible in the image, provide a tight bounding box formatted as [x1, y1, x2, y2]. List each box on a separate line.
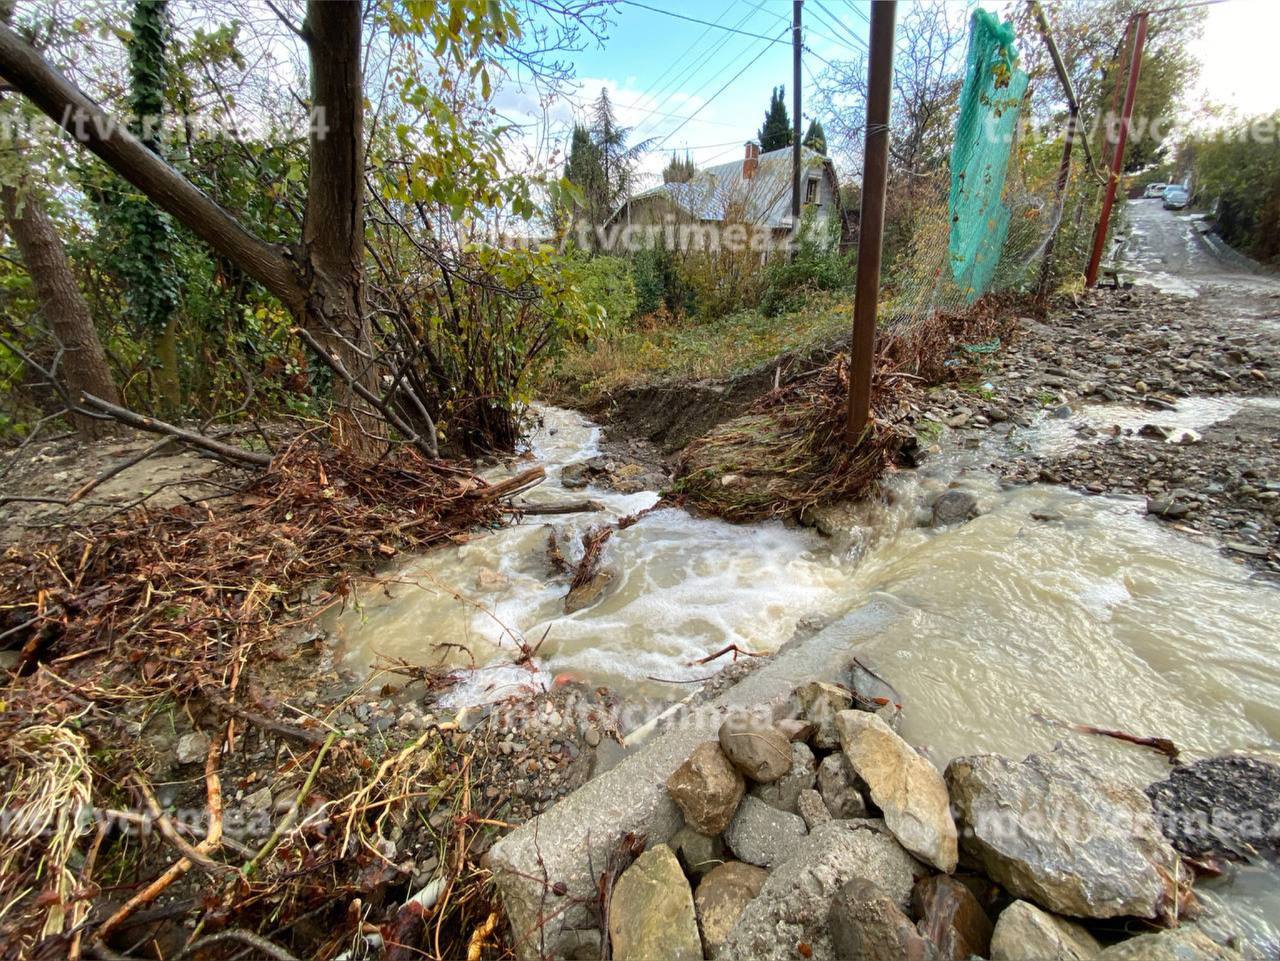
[327, 404, 1280, 952]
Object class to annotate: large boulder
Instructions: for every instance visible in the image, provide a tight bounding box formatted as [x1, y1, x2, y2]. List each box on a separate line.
[835, 710, 958, 872]
[666, 741, 745, 835]
[1145, 755, 1280, 863]
[1097, 927, 1242, 960]
[693, 861, 769, 956]
[817, 752, 868, 819]
[750, 741, 817, 814]
[829, 878, 937, 961]
[719, 714, 793, 783]
[607, 845, 701, 961]
[723, 795, 807, 868]
[912, 874, 992, 960]
[989, 901, 1102, 961]
[793, 681, 853, 748]
[946, 746, 1185, 920]
[716, 819, 925, 961]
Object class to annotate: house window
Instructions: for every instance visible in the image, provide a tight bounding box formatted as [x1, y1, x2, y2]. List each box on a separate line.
[805, 177, 819, 205]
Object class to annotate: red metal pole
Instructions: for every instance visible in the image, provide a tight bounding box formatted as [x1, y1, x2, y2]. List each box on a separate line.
[845, 0, 896, 445]
[1085, 12, 1147, 287]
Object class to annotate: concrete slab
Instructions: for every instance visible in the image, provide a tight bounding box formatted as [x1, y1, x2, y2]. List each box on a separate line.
[485, 600, 898, 959]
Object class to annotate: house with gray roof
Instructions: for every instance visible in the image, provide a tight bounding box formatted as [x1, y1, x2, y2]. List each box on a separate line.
[608, 142, 847, 257]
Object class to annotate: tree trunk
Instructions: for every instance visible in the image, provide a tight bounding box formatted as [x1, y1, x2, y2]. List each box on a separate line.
[2, 183, 123, 437]
[301, 0, 382, 456]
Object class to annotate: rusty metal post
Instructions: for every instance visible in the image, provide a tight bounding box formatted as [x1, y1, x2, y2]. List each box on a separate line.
[1085, 11, 1147, 287]
[844, 0, 896, 445]
[792, 0, 803, 258]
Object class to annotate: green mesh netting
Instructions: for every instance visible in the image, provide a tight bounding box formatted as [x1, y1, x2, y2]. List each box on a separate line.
[948, 9, 1029, 302]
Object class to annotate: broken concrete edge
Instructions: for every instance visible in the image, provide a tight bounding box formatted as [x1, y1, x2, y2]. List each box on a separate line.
[484, 601, 900, 960]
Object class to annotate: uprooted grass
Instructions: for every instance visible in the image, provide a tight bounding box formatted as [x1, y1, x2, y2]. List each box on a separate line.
[675, 299, 1019, 521]
[0, 439, 543, 959]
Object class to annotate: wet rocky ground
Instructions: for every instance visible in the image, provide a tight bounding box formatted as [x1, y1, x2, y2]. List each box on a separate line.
[911, 288, 1280, 578]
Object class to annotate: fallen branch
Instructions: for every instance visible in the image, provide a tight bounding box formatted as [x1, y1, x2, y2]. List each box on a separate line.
[508, 498, 603, 515]
[68, 438, 176, 505]
[242, 730, 338, 879]
[1031, 713, 1181, 764]
[693, 643, 765, 665]
[78, 392, 271, 468]
[203, 688, 328, 747]
[93, 731, 224, 946]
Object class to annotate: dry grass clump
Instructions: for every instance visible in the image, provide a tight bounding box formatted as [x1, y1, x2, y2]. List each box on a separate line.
[676, 298, 1018, 522]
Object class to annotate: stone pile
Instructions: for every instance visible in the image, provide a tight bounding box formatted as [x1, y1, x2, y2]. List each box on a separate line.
[600, 679, 1246, 961]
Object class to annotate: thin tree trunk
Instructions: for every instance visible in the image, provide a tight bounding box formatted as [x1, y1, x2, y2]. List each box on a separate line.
[300, 0, 382, 457]
[2, 183, 123, 437]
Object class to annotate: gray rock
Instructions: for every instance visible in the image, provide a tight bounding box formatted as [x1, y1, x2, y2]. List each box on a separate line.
[1098, 927, 1241, 961]
[668, 825, 728, 880]
[719, 714, 792, 783]
[666, 741, 745, 835]
[990, 900, 1103, 961]
[946, 745, 1185, 920]
[716, 820, 924, 961]
[818, 752, 868, 819]
[932, 490, 979, 527]
[607, 845, 701, 961]
[1145, 755, 1280, 863]
[829, 878, 937, 961]
[175, 731, 210, 766]
[694, 861, 769, 956]
[793, 681, 853, 748]
[723, 795, 807, 868]
[797, 789, 832, 830]
[750, 741, 816, 814]
[836, 711, 958, 872]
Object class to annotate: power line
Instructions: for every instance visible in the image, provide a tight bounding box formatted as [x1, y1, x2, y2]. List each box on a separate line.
[652, 27, 789, 149]
[812, 0, 868, 51]
[619, 0, 789, 47]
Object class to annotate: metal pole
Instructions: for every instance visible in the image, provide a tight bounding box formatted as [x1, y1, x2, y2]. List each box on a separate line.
[792, 0, 802, 254]
[844, 0, 896, 446]
[1085, 11, 1147, 287]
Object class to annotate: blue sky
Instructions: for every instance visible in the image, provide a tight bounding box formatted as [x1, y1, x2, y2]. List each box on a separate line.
[495, 0, 878, 184]
[492, 0, 1280, 189]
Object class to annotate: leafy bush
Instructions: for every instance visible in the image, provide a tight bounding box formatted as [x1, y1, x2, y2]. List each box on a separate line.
[1187, 113, 1280, 264]
[575, 255, 637, 329]
[630, 240, 690, 317]
[760, 212, 851, 316]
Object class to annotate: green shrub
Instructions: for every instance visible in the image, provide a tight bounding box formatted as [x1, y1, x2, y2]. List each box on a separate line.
[576, 254, 638, 329]
[760, 212, 851, 316]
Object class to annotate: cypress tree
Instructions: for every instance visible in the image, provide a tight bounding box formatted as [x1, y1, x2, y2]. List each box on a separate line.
[803, 119, 827, 155]
[757, 86, 792, 152]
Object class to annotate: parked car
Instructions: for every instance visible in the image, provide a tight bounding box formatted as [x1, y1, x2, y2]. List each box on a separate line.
[1143, 183, 1167, 198]
[1162, 186, 1189, 210]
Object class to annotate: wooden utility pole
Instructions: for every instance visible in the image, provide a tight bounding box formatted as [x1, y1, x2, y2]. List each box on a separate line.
[844, 0, 896, 445]
[1085, 12, 1147, 287]
[791, 0, 802, 249]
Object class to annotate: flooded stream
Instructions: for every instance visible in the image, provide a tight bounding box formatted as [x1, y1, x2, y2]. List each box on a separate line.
[327, 403, 1280, 951]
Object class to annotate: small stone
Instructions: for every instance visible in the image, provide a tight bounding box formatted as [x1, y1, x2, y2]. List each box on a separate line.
[793, 681, 854, 748]
[750, 741, 816, 814]
[693, 861, 768, 956]
[932, 490, 979, 527]
[608, 845, 701, 961]
[829, 878, 936, 961]
[718, 713, 792, 783]
[990, 900, 1102, 961]
[1097, 927, 1241, 960]
[668, 826, 728, 880]
[818, 752, 868, 819]
[666, 742, 745, 835]
[584, 726, 602, 748]
[912, 874, 993, 960]
[796, 788, 832, 830]
[723, 795, 807, 868]
[175, 731, 210, 766]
